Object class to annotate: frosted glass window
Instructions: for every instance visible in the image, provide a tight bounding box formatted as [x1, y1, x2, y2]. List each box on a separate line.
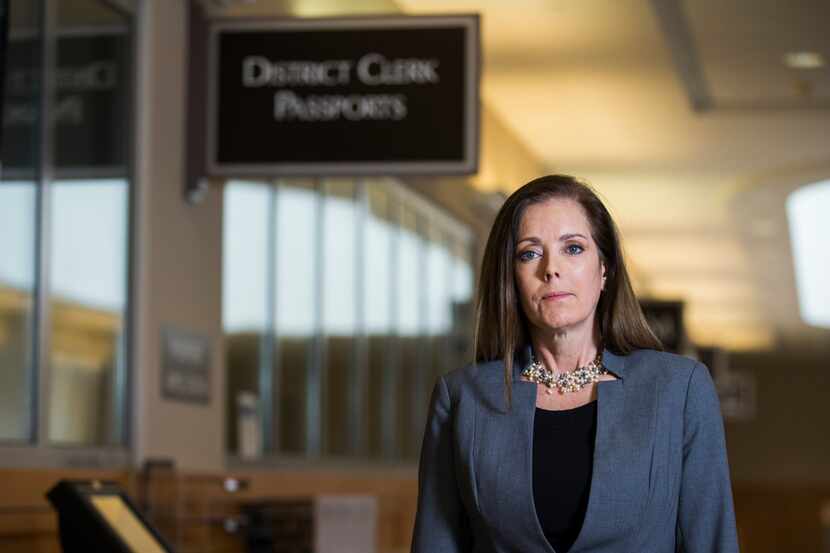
[0, 183, 37, 287]
[364, 188, 392, 334]
[221, 177, 476, 461]
[48, 180, 129, 445]
[452, 244, 474, 304]
[222, 181, 269, 333]
[322, 181, 357, 335]
[223, 181, 270, 454]
[0, 0, 134, 451]
[0, 182, 37, 440]
[786, 179, 830, 328]
[49, 181, 127, 311]
[397, 207, 421, 336]
[426, 233, 452, 336]
[276, 185, 317, 336]
[364, 183, 395, 458]
[321, 180, 358, 456]
[275, 181, 318, 454]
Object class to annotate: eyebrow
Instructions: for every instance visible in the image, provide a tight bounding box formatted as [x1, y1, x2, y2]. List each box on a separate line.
[516, 233, 588, 245]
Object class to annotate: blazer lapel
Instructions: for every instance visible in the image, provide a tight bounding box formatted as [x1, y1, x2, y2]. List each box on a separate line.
[473, 370, 551, 551]
[472, 347, 658, 553]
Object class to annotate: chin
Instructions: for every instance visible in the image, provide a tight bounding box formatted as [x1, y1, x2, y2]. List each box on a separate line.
[532, 311, 590, 334]
[534, 318, 575, 333]
[537, 309, 575, 327]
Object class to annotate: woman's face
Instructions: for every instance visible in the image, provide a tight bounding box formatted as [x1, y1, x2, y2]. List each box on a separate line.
[513, 197, 606, 337]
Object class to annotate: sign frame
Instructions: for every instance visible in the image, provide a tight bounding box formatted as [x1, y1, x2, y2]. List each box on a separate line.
[206, 14, 480, 177]
[160, 324, 212, 405]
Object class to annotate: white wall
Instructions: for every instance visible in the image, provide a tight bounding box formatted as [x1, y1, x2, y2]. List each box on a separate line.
[133, 0, 225, 472]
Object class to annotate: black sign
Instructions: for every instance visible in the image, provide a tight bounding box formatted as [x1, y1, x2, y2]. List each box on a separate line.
[0, 0, 8, 157]
[639, 299, 686, 353]
[695, 346, 726, 377]
[207, 15, 479, 176]
[2, 29, 129, 175]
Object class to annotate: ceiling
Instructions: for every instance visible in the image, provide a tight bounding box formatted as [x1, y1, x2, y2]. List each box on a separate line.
[394, 0, 830, 353]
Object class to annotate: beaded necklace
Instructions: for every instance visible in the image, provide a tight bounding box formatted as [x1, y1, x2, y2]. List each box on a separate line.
[521, 349, 608, 394]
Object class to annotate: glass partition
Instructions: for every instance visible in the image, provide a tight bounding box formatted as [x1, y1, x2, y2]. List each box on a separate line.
[48, 180, 128, 445]
[365, 182, 395, 458]
[321, 179, 359, 456]
[223, 177, 474, 461]
[0, 0, 41, 443]
[274, 180, 318, 454]
[46, 0, 132, 446]
[0, 0, 134, 450]
[223, 181, 270, 454]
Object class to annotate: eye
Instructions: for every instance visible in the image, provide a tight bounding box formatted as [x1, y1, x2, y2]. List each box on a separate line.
[517, 250, 540, 263]
[565, 244, 584, 255]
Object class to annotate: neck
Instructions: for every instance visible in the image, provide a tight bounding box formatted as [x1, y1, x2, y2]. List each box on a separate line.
[529, 323, 602, 375]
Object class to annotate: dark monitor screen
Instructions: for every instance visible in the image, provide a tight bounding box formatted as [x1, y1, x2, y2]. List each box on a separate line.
[46, 480, 174, 553]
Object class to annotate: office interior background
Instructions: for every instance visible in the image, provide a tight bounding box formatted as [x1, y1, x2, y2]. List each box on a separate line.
[0, 0, 829, 551]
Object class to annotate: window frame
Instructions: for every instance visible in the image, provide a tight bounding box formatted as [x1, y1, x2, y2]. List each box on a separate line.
[0, 0, 137, 468]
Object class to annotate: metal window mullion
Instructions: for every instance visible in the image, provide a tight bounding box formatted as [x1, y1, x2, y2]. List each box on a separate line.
[412, 213, 428, 455]
[112, 313, 127, 446]
[270, 182, 282, 453]
[443, 228, 455, 376]
[33, 0, 58, 446]
[352, 179, 368, 457]
[382, 189, 401, 459]
[115, 7, 140, 449]
[434, 223, 445, 380]
[467, 236, 477, 362]
[308, 179, 324, 457]
[260, 182, 278, 453]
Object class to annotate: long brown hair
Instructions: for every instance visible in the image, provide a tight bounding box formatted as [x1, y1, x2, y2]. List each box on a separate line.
[473, 174, 662, 410]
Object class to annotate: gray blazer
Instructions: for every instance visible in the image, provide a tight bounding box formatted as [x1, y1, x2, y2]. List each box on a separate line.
[411, 346, 740, 553]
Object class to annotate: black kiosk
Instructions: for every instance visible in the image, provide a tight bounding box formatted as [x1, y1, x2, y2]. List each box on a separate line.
[46, 480, 175, 553]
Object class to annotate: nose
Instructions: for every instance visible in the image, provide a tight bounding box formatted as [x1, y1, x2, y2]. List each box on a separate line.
[543, 256, 559, 282]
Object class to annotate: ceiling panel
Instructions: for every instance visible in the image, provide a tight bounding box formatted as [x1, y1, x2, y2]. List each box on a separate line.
[396, 0, 830, 352]
[685, 0, 830, 108]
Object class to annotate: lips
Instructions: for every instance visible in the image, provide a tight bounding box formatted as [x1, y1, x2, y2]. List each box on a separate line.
[543, 292, 572, 300]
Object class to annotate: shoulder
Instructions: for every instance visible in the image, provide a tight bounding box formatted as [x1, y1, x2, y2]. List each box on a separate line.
[442, 358, 504, 386]
[623, 348, 719, 413]
[620, 349, 715, 404]
[436, 358, 505, 401]
[622, 348, 700, 380]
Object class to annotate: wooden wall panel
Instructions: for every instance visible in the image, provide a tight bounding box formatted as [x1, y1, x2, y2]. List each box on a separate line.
[733, 483, 829, 553]
[0, 467, 418, 553]
[3, 468, 824, 553]
[0, 469, 132, 553]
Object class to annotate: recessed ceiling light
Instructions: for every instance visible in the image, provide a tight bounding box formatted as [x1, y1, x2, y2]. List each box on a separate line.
[786, 179, 830, 328]
[783, 51, 825, 69]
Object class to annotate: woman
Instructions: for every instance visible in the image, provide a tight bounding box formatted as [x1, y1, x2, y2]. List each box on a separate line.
[410, 175, 739, 553]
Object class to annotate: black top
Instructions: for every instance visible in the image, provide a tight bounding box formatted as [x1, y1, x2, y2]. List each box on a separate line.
[532, 400, 598, 553]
